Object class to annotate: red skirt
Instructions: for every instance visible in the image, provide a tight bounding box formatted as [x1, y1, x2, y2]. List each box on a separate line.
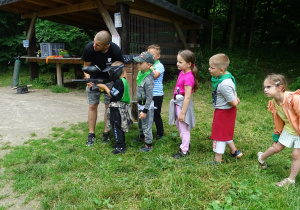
[211, 107, 237, 141]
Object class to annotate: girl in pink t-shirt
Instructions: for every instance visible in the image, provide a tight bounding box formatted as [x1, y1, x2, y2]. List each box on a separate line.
[170, 50, 199, 158]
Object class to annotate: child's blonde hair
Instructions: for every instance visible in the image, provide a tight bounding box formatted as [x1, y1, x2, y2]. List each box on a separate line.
[209, 53, 230, 70]
[178, 49, 199, 92]
[147, 44, 161, 54]
[264, 74, 287, 92]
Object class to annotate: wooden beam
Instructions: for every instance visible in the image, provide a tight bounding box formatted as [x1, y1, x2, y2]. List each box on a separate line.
[130, 8, 171, 23]
[23, 0, 57, 8]
[171, 18, 188, 49]
[95, 0, 119, 36]
[51, 0, 74, 4]
[22, 1, 97, 19]
[25, 12, 37, 42]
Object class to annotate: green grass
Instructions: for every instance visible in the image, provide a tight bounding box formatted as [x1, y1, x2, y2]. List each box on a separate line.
[0, 48, 300, 209]
[1, 83, 300, 209]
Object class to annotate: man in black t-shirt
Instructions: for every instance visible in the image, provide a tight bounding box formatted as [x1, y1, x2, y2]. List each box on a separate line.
[81, 30, 124, 146]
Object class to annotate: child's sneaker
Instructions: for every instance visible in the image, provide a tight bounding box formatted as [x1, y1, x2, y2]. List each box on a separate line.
[102, 132, 110, 143]
[257, 152, 267, 169]
[231, 149, 243, 158]
[138, 144, 152, 152]
[172, 150, 190, 159]
[132, 134, 145, 143]
[275, 178, 295, 187]
[203, 159, 224, 165]
[112, 147, 126, 155]
[86, 133, 95, 146]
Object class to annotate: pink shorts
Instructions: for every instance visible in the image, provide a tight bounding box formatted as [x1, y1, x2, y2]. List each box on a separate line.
[211, 107, 236, 141]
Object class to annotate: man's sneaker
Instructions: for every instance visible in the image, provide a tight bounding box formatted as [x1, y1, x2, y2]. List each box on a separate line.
[133, 135, 145, 143]
[231, 149, 243, 158]
[275, 178, 295, 187]
[86, 133, 95, 146]
[203, 159, 224, 165]
[156, 135, 164, 140]
[257, 152, 267, 169]
[112, 147, 126, 155]
[172, 150, 190, 159]
[138, 144, 152, 152]
[102, 132, 110, 143]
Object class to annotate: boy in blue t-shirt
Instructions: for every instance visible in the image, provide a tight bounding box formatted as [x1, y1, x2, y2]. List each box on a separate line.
[148, 44, 165, 139]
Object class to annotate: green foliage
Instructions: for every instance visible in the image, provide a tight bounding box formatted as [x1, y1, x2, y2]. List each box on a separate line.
[35, 20, 91, 56]
[51, 85, 70, 93]
[0, 12, 26, 64]
[289, 77, 300, 90]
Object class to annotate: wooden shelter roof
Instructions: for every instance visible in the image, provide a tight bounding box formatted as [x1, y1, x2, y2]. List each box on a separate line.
[0, 0, 210, 31]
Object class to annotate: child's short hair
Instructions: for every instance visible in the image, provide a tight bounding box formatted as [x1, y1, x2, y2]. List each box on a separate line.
[147, 44, 161, 54]
[209, 53, 230, 70]
[264, 74, 287, 92]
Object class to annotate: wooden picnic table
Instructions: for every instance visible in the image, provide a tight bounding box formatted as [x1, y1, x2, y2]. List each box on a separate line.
[21, 56, 84, 86]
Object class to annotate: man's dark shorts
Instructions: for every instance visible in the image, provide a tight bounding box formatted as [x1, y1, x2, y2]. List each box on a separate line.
[86, 82, 113, 105]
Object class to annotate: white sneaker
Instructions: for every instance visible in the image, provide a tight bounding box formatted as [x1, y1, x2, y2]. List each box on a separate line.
[257, 152, 267, 169]
[275, 178, 295, 187]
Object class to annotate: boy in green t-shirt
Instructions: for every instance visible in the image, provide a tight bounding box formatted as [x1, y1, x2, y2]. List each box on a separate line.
[97, 61, 132, 154]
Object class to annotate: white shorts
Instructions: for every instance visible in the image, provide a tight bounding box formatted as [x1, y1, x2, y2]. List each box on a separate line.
[279, 129, 300, 149]
[213, 140, 233, 154]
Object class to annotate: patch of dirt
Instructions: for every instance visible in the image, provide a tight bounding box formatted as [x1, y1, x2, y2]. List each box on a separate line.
[0, 86, 105, 209]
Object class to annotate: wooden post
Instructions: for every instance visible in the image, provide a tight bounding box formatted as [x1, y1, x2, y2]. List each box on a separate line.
[56, 63, 63, 86]
[189, 29, 197, 51]
[25, 13, 39, 80]
[171, 18, 189, 49]
[95, 0, 119, 36]
[26, 12, 37, 42]
[116, 2, 130, 54]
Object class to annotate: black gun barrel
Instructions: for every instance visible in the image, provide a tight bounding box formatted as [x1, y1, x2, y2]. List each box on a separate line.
[72, 78, 110, 84]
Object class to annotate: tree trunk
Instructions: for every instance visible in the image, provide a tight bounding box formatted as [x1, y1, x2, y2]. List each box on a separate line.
[210, 0, 216, 50]
[247, 0, 256, 58]
[237, 0, 247, 46]
[228, 0, 236, 50]
[222, 1, 232, 45]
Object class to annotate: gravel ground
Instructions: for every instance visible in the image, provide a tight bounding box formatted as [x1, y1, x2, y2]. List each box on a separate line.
[0, 86, 105, 209]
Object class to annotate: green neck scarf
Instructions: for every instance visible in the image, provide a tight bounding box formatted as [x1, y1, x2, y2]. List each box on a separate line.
[211, 71, 236, 90]
[153, 60, 160, 70]
[137, 69, 152, 86]
[154, 60, 160, 65]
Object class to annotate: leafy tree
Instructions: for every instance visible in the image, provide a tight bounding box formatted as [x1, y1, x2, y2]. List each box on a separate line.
[0, 11, 26, 64]
[34, 19, 91, 56]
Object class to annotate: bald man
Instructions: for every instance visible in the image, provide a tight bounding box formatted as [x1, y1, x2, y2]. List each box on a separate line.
[81, 30, 124, 146]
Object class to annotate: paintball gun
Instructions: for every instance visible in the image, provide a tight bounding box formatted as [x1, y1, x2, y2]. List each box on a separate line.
[72, 78, 110, 84]
[72, 65, 111, 90]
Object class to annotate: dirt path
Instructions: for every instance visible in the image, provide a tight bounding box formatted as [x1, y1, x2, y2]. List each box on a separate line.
[0, 86, 104, 209]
